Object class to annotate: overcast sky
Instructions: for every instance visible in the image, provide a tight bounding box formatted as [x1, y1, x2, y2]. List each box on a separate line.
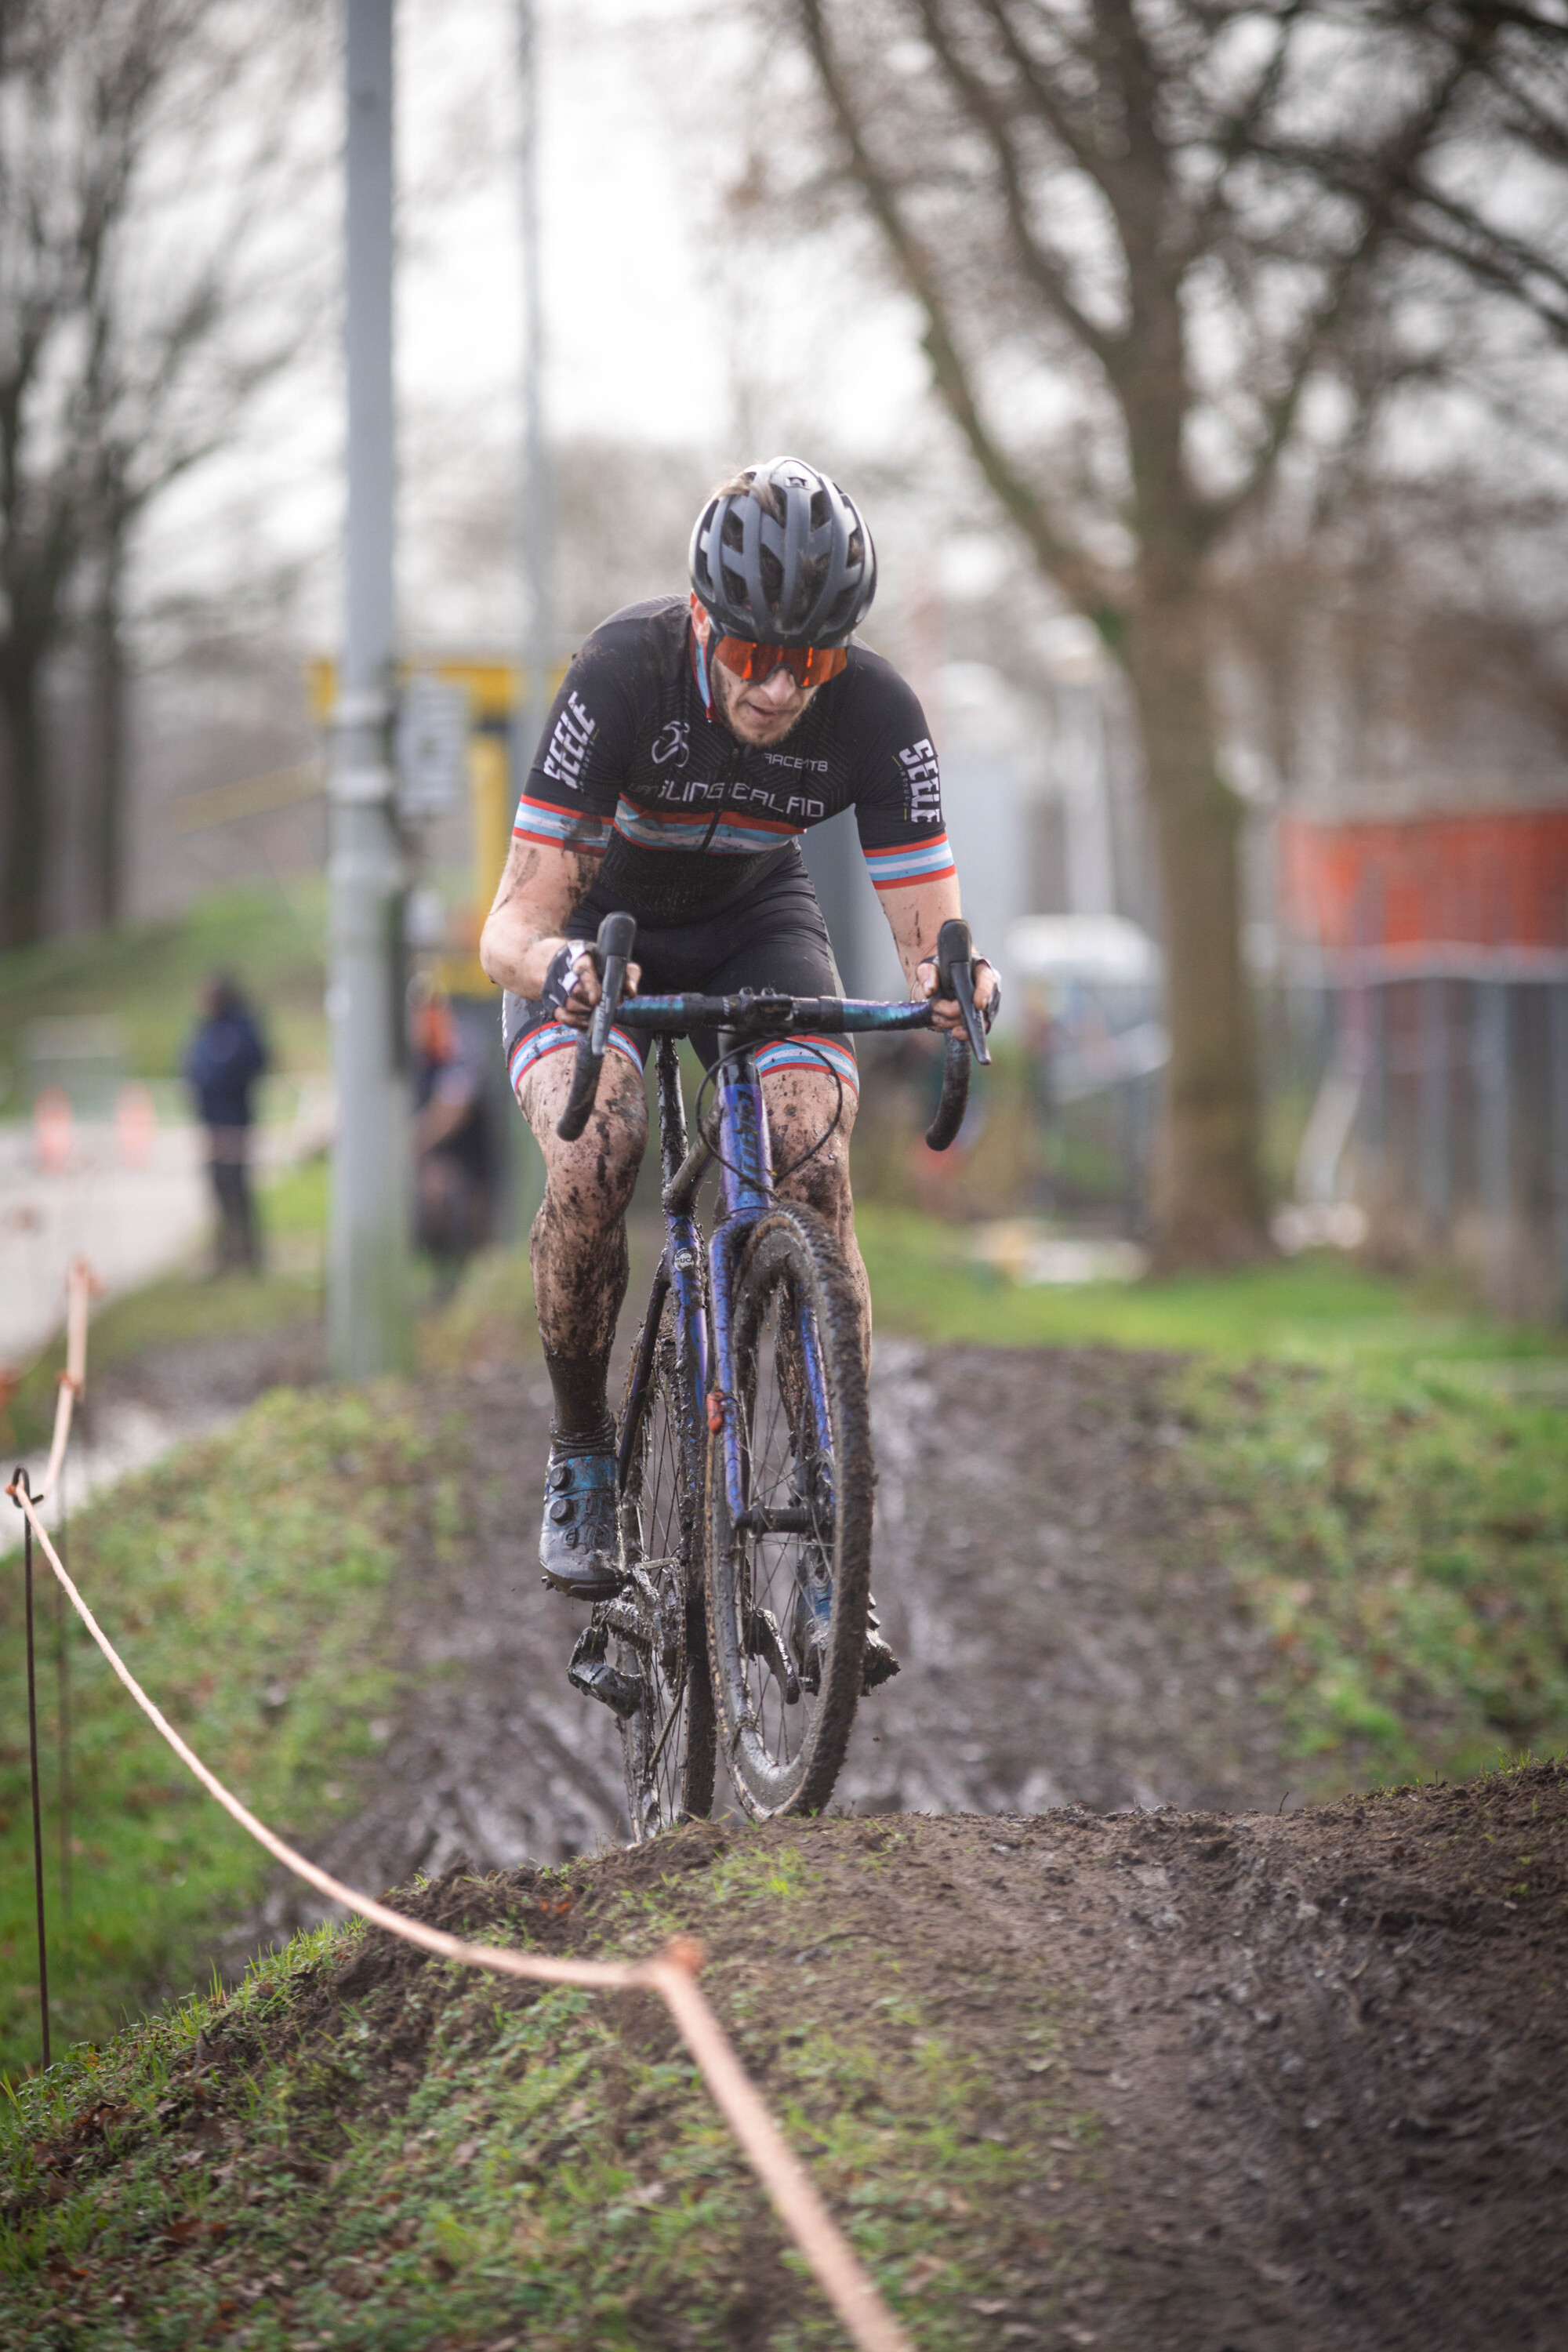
[136, 0, 943, 660]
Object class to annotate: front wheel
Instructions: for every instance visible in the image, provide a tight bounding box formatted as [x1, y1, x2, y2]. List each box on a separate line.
[706, 1203, 874, 1819]
[612, 1291, 716, 1838]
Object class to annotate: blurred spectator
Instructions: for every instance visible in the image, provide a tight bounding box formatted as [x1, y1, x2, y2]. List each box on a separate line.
[184, 975, 268, 1276]
[412, 991, 495, 1290]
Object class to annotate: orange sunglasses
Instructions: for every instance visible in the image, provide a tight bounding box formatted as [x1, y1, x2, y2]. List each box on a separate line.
[710, 634, 850, 689]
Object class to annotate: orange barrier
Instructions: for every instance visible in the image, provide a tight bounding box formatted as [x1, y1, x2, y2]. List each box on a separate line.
[5, 1286, 913, 2352]
[1280, 805, 1568, 956]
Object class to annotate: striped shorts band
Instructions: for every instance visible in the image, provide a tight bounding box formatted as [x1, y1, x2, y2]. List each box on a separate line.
[508, 1019, 642, 1099]
[753, 1035, 859, 1096]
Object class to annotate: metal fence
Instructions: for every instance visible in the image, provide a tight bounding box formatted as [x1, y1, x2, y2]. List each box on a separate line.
[1273, 955, 1568, 1320]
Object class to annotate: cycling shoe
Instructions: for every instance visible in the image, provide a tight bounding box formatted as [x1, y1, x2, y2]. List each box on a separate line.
[539, 1443, 622, 1602]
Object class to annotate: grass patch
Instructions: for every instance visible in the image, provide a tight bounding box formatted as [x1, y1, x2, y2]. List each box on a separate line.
[858, 1203, 1568, 1368]
[0, 1827, 1099, 2349]
[0, 1383, 437, 2082]
[1178, 1353, 1568, 1781]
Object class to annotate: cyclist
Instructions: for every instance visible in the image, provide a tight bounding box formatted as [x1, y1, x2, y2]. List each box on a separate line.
[479, 456, 997, 1608]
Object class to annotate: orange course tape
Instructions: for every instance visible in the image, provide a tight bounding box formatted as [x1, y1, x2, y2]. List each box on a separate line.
[4, 1471, 913, 2352]
[35, 1257, 97, 1505]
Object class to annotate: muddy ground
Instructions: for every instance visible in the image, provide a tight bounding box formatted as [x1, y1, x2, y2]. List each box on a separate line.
[262, 1334, 1298, 1925]
[48, 1317, 1568, 2346]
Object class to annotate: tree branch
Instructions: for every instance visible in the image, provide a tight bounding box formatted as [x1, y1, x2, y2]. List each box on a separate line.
[1202, 19, 1496, 538]
[793, 0, 1121, 617]
[912, 0, 1126, 375]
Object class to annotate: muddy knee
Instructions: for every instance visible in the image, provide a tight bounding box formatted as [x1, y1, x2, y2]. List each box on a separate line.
[523, 1054, 648, 1234]
[776, 1147, 851, 1229]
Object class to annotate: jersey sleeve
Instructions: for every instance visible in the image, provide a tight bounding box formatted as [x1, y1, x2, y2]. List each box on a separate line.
[511, 615, 644, 858]
[844, 657, 957, 895]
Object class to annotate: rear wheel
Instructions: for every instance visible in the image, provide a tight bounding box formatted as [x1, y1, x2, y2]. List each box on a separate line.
[706, 1203, 873, 1819]
[611, 1292, 715, 1838]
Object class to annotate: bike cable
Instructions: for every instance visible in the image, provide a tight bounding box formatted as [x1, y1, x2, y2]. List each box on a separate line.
[692, 1035, 847, 1189]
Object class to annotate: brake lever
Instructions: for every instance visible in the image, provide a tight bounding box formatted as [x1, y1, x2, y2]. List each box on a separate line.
[934, 917, 991, 1067]
[590, 913, 635, 1055]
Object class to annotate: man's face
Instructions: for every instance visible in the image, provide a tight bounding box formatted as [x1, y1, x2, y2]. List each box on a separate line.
[691, 597, 824, 747]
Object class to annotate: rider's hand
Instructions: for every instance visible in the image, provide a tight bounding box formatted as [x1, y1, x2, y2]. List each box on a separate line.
[914, 953, 1000, 1037]
[539, 940, 642, 1032]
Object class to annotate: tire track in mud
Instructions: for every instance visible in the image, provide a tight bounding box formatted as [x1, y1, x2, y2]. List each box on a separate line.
[260, 1335, 1297, 1940]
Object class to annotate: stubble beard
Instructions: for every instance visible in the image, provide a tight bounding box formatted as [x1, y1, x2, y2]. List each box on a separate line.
[711, 658, 815, 750]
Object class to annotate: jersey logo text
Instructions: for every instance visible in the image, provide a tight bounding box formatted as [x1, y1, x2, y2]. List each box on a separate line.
[896, 737, 942, 821]
[543, 691, 597, 789]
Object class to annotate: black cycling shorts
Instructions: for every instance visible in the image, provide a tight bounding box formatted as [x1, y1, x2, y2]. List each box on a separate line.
[502, 853, 858, 1103]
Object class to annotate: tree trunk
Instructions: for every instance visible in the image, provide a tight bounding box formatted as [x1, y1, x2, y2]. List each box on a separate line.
[1121, 589, 1267, 1263]
[0, 644, 49, 949]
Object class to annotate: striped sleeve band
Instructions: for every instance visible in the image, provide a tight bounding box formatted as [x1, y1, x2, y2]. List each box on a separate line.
[512, 795, 612, 855]
[862, 833, 956, 891]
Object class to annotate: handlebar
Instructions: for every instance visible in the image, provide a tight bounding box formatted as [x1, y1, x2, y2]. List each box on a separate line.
[554, 911, 991, 1151]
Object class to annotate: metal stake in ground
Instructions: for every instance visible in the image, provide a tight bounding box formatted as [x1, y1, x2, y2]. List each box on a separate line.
[18, 1470, 52, 2070]
[55, 1450, 72, 1920]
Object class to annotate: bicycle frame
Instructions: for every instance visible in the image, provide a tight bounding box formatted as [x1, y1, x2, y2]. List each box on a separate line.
[616, 1026, 819, 1558]
[615, 1003, 934, 1564]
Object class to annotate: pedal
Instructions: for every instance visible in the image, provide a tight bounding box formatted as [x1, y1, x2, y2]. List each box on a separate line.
[568, 1624, 646, 1720]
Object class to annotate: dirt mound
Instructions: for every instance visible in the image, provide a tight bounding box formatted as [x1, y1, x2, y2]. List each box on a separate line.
[5, 1765, 1565, 2348]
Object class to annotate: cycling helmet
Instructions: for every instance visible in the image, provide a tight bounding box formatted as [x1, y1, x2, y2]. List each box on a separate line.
[689, 456, 877, 647]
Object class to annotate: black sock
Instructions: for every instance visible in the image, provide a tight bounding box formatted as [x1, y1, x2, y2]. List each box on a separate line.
[543, 1345, 615, 1450]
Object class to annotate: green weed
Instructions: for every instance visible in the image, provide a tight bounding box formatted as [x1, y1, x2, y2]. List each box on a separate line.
[0, 1388, 429, 2080]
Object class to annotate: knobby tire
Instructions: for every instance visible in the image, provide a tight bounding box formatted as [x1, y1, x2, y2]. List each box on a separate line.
[706, 1203, 873, 1820]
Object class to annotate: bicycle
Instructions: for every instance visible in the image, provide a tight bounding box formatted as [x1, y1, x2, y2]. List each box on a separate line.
[552, 909, 989, 1834]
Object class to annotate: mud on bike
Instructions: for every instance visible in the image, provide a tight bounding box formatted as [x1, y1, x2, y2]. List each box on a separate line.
[550, 909, 989, 1835]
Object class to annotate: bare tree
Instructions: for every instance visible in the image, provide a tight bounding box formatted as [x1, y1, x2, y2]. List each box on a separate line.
[770, 0, 1568, 1259]
[0, 0, 326, 946]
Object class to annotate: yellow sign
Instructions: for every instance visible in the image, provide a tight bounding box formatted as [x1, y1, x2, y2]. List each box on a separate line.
[303, 654, 564, 727]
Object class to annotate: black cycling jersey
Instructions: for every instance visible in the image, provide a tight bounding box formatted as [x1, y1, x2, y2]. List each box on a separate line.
[512, 596, 953, 928]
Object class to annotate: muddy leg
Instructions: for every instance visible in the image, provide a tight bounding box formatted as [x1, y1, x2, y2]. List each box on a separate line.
[763, 1065, 870, 1370]
[517, 1050, 648, 1438]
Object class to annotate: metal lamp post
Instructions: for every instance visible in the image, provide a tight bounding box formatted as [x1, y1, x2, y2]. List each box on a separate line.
[327, 0, 412, 1377]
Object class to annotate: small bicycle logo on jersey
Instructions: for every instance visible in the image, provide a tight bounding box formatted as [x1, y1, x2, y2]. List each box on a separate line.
[651, 719, 690, 768]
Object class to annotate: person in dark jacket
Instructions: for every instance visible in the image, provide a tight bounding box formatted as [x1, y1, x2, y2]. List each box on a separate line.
[184, 975, 268, 1274]
[412, 989, 495, 1291]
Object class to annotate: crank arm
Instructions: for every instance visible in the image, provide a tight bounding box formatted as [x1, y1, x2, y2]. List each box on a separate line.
[744, 1604, 800, 1705]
